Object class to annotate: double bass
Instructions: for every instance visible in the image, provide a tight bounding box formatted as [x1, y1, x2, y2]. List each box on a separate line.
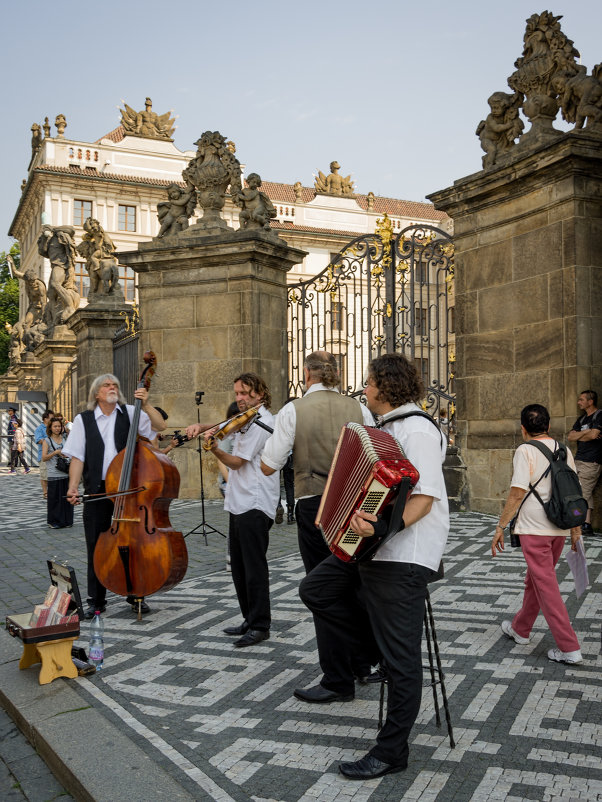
[93, 353, 188, 614]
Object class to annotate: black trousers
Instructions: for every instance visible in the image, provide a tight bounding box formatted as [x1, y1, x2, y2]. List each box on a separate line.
[47, 477, 74, 528]
[10, 450, 29, 471]
[282, 456, 295, 512]
[295, 495, 331, 573]
[360, 561, 434, 765]
[299, 555, 380, 694]
[83, 493, 114, 607]
[229, 509, 272, 631]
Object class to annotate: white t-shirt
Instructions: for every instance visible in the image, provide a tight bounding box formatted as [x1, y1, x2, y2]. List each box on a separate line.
[511, 437, 577, 536]
[374, 403, 449, 571]
[224, 405, 280, 519]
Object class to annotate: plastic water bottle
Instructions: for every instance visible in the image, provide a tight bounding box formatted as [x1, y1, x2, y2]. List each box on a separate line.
[88, 611, 104, 670]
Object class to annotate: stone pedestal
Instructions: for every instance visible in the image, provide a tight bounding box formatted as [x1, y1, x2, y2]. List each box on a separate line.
[6, 354, 42, 397]
[35, 326, 77, 419]
[121, 229, 306, 499]
[429, 130, 602, 519]
[68, 301, 129, 413]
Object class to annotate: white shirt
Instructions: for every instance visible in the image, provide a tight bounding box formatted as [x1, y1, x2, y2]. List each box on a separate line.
[261, 383, 374, 473]
[63, 404, 152, 480]
[224, 405, 280, 518]
[511, 437, 576, 536]
[374, 402, 449, 571]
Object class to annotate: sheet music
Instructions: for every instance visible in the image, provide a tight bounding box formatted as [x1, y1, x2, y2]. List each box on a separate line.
[566, 537, 589, 598]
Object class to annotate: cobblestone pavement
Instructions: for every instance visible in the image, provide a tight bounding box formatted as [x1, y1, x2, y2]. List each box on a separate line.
[0, 467, 601, 801]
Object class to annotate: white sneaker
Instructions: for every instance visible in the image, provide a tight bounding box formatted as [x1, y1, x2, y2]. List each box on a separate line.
[501, 620, 531, 645]
[547, 648, 583, 664]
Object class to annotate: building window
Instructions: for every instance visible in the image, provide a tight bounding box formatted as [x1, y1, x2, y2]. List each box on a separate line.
[414, 357, 429, 386]
[118, 205, 136, 232]
[448, 307, 455, 334]
[415, 306, 428, 336]
[331, 301, 344, 332]
[119, 264, 136, 302]
[74, 262, 89, 299]
[73, 199, 92, 226]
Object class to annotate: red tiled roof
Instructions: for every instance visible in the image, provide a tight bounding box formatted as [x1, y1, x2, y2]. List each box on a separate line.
[260, 181, 447, 221]
[35, 164, 182, 188]
[97, 125, 126, 144]
[271, 220, 366, 238]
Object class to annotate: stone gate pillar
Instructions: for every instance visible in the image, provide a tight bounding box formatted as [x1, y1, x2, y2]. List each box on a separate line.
[68, 301, 129, 413]
[35, 326, 77, 419]
[429, 131, 602, 520]
[120, 229, 306, 498]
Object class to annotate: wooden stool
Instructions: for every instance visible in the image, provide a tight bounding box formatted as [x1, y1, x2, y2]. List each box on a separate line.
[18, 637, 78, 685]
[378, 589, 455, 748]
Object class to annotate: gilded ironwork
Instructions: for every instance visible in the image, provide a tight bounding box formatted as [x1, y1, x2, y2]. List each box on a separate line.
[287, 224, 455, 425]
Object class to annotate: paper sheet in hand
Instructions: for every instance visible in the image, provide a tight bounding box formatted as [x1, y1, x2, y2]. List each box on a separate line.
[566, 538, 589, 598]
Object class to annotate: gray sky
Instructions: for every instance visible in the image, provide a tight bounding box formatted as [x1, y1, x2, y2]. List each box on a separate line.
[1, 0, 600, 252]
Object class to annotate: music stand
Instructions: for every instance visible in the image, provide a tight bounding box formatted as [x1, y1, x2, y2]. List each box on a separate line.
[184, 391, 225, 544]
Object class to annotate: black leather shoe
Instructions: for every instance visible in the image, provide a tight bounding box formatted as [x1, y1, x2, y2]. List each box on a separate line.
[126, 597, 150, 614]
[339, 754, 406, 780]
[294, 684, 354, 703]
[223, 622, 249, 636]
[287, 512, 295, 525]
[234, 629, 269, 647]
[84, 604, 106, 620]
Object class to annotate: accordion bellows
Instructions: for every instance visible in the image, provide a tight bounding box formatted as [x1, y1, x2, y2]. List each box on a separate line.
[316, 422, 419, 562]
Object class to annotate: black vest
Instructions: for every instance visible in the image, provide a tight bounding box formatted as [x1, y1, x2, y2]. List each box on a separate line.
[81, 405, 131, 493]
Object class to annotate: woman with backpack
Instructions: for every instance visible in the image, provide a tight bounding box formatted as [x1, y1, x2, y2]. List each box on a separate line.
[491, 403, 584, 665]
[42, 417, 73, 529]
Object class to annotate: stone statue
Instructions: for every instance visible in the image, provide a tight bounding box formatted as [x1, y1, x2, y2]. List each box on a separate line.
[7, 254, 47, 329]
[293, 181, 303, 201]
[6, 321, 25, 367]
[507, 11, 581, 146]
[54, 114, 67, 138]
[314, 161, 354, 197]
[182, 131, 242, 232]
[233, 173, 277, 231]
[120, 98, 176, 141]
[23, 320, 48, 352]
[37, 225, 80, 328]
[553, 64, 602, 130]
[476, 91, 524, 168]
[157, 182, 196, 237]
[42, 117, 51, 138]
[31, 123, 42, 155]
[76, 218, 121, 297]
[367, 191, 375, 211]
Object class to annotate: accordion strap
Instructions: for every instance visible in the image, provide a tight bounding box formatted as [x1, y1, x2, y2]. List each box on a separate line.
[378, 411, 443, 445]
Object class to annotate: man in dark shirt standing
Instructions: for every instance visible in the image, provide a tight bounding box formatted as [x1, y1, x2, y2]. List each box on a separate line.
[568, 389, 602, 537]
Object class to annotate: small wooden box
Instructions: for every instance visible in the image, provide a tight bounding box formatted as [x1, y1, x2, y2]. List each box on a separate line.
[6, 560, 85, 684]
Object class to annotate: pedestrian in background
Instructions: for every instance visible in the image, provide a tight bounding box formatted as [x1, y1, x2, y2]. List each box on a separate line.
[9, 420, 30, 474]
[42, 417, 73, 529]
[492, 403, 583, 665]
[35, 409, 54, 498]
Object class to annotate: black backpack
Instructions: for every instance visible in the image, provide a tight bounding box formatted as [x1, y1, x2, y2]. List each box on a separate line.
[526, 440, 588, 529]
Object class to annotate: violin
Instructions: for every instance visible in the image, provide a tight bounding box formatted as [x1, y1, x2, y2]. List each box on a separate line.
[202, 405, 261, 450]
[93, 352, 188, 610]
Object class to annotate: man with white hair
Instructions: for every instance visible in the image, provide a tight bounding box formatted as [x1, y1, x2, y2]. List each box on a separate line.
[64, 374, 163, 618]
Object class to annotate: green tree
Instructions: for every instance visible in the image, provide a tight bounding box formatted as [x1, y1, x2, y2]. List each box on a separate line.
[0, 243, 20, 374]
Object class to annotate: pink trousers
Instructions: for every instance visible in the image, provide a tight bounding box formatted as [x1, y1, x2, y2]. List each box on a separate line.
[512, 534, 580, 653]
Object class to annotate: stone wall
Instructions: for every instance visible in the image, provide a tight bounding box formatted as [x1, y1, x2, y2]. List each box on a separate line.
[429, 131, 602, 522]
[121, 229, 306, 499]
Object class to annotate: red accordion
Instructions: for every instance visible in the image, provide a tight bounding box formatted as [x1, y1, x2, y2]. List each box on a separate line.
[315, 422, 419, 563]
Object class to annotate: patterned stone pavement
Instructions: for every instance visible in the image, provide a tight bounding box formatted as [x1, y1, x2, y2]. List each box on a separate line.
[0, 467, 601, 801]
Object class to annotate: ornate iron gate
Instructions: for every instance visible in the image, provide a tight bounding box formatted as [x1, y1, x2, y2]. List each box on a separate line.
[113, 306, 139, 401]
[287, 217, 455, 421]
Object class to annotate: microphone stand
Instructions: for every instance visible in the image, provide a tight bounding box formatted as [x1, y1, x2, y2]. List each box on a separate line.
[184, 392, 225, 544]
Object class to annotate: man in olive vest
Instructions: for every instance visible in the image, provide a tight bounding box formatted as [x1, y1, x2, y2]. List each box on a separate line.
[261, 351, 373, 572]
[261, 352, 379, 698]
